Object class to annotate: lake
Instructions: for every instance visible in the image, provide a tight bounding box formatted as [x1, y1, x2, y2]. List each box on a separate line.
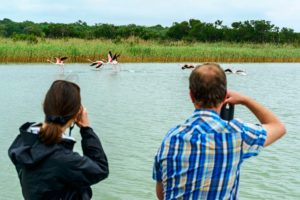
[0, 63, 299, 199]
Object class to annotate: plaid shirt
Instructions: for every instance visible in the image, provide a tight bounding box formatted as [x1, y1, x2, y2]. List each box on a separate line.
[153, 109, 266, 200]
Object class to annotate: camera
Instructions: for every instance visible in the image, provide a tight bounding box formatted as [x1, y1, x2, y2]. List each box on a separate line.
[220, 103, 234, 121]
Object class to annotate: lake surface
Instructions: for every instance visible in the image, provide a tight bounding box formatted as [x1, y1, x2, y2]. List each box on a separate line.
[0, 63, 299, 199]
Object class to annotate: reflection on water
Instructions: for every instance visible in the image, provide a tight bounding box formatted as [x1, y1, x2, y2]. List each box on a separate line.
[0, 63, 299, 199]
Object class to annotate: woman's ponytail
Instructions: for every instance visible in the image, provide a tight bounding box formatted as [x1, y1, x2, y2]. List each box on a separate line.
[40, 123, 63, 145]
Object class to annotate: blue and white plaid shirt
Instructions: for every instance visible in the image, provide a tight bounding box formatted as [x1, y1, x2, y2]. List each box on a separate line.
[153, 109, 266, 200]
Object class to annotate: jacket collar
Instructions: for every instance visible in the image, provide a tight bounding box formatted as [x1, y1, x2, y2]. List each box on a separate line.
[20, 122, 76, 150]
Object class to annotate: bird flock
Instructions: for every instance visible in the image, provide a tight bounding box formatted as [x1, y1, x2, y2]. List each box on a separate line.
[47, 51, 121, 72]
[47, 52, 246, 75]
[180, 64, 247, 75]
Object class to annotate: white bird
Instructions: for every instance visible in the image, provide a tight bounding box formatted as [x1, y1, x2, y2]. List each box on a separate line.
[224, 68, 247, 75]
[47, 57, 68, 65]
[235, 69, 247, 76]
[108, 51, 121, 64]
[87, 59, 105, 69]
[47, 57, 68, 73]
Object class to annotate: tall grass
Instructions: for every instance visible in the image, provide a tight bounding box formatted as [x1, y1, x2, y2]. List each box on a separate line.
[0, 38, 300, 63]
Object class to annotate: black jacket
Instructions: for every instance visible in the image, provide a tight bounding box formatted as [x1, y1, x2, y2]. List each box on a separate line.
[8, 122, 109, 200]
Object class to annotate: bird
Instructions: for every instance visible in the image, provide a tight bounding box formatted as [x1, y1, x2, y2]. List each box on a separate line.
[47, 57, 68, 73]
[224, 68, 247, 75]
[235, 69, 247, 76]
[181, 64, 195, 70]
[108, 51, 121, 64]
[87, 59, 105, 69]
[224, 68, 233, 73]
[47, 57, 68, 66]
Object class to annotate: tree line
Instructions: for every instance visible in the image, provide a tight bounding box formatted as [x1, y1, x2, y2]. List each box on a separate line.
[0, 18, 299, 44]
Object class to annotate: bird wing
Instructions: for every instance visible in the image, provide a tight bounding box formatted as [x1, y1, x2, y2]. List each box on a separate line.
[112, 53, 117, 60]
[95, 63, 103, 68]
[108, 51, 113, 62]
[113, 53, 121, 61]
[60, 57, 68, 61]
[90, 62, 98, 66]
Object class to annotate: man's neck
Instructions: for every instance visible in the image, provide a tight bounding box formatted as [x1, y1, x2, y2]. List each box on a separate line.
[194, 104, 222, 114]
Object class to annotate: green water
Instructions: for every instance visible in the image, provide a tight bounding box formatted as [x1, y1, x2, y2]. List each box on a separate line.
[0, 63, 299, 199]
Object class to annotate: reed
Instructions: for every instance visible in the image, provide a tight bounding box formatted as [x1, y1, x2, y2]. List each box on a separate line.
[1, 38, 300, 63]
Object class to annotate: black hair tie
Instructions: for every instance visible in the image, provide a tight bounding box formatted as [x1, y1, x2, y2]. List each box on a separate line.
[46, 115, 67, 125]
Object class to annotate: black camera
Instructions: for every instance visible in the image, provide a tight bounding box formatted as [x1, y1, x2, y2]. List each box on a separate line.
[220, 103, 234, 121]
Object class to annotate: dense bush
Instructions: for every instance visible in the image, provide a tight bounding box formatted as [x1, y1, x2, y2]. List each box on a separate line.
[0, 18, 299, 44]
[12, 33, 38, 44]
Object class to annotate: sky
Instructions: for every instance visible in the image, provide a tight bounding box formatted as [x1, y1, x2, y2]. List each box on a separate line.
[1, 0, 300, 31]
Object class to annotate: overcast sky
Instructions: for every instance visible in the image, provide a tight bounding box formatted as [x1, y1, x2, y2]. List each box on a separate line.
[1, 0, 300, 31]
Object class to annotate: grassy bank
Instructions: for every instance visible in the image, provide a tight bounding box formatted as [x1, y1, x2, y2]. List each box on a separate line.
[1, 38, 300, 63]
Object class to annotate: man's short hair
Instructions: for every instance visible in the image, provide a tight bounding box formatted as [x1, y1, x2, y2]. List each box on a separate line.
[189, 63, 227, 108]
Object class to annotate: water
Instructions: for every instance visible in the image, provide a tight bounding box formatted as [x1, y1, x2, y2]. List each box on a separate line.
[0, 63, 299, 199]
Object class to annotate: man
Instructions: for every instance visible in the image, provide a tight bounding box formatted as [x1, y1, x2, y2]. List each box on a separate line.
[153, 63, 286, 199]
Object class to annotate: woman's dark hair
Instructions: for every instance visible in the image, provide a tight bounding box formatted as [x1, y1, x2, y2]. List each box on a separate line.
[189, 63, 227, 108]
[40, 80, 81, 145]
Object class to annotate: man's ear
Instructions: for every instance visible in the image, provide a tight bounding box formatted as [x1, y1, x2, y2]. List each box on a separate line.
[223, 90, 228, 103]
[189, 89, 195, 103]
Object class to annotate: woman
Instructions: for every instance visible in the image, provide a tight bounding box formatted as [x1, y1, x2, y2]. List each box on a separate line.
[8, 80, 109, 200]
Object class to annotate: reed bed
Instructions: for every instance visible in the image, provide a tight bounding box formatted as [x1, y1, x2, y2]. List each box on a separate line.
[0, 38, 300, 63]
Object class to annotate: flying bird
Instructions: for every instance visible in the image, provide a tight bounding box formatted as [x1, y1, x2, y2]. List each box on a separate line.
[47, 57, 68, 66]
[224, 68, 233, 73]
[181, 64, 195, 70]
[47, 57, 68, 73]
[108, 51, 121, 64]
[235, 69, 247, 76]
[224, 68, 247, 75]
[87, 59, 105, 69]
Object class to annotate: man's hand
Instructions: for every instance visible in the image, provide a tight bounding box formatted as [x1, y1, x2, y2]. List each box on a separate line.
[224, 90, 248, 105]
[225, 90, 286, 147]
[156, 182, 164, 200]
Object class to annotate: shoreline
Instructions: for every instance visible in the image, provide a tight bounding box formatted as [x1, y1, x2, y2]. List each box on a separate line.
[1, 55, 300, 63]
[1, 58, 300, 63]
[1, 38, 300, 63]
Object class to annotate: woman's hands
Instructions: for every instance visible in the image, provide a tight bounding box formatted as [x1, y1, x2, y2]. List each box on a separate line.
[75, 106, 90, 128]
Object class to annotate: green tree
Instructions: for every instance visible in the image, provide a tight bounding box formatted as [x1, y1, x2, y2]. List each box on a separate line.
[167, 21, 190, 40]
[279, 27, 295, 43]
[93, 23, 117, 39]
